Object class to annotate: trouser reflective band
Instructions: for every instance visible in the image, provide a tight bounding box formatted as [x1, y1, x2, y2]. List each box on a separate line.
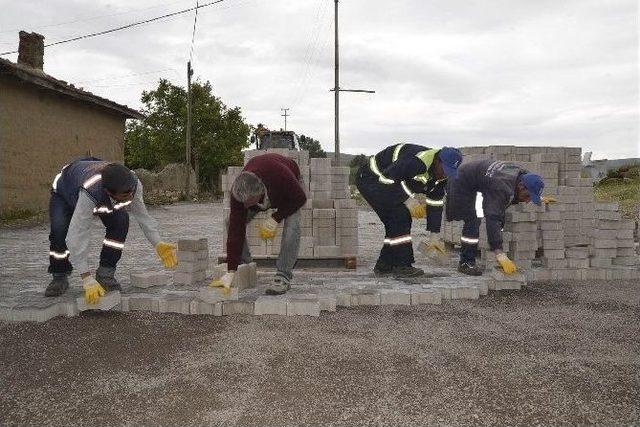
[460, 236, 479, 245]
[386, 235, 412, 245]
[103, 239, 125, 250]
[400, 181, 414, 198]
[49, 250, 70, 259]
[425, 197, 444, 207]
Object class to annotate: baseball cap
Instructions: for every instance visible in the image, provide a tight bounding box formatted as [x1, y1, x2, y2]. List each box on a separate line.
[439, 147, 463, 178]
[521, 173, 544, 205]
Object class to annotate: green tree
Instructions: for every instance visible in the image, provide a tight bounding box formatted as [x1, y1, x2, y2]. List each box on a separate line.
[125, 78, 251, 190]
[298, 134, 327, 158]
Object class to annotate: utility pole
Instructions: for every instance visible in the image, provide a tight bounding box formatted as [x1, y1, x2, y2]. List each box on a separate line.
[331, 0, 374, 166]
[281, 108, 290, 131]
[185, 60, 193, 199]
[334, 0, 339, 166]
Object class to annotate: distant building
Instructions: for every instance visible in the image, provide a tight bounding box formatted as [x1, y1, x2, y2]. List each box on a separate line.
[582, 152, 640, 182]
[0, 31, 143, 216]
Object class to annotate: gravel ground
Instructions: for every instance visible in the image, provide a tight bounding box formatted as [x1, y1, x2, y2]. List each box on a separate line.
[1, 278, 638, 426]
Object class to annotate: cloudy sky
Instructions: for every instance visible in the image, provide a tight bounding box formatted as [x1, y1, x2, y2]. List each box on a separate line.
[1, 0, 638, 159]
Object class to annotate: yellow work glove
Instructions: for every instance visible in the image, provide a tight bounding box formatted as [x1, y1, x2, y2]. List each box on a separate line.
[209, 271, 234, 290]
[404, 197, 426, 219]
[541, 195, 557, 204]
[83, 276, 106, 305]
[425, 238, 446, 256]
[155, 242, 178, 268]
[258, 217, 278, 240]
[496, 253, 517, 274]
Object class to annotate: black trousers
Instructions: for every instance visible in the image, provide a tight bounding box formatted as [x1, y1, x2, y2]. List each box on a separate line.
[48, 191, 130, 274]
[355, 166, 414, 268]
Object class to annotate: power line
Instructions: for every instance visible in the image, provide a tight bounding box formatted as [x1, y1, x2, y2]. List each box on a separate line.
[0, 0, 225, 56]
[0, 0, 192, 36]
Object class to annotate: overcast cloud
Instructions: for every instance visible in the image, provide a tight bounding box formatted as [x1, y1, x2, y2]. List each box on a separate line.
[1, 0, 638, 158]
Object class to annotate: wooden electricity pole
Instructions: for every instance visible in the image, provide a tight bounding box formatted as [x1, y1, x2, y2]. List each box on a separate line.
[185, 60, 193, 198]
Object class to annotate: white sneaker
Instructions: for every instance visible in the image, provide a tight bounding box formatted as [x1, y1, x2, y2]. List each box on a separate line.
[266, 276, 291, 295]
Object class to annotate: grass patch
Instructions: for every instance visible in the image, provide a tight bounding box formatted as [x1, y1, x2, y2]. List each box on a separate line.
[0, 209, 45, 227]
[593, 166, 640, 221]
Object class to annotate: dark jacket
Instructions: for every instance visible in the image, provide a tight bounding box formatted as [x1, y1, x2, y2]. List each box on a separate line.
[449, 159, 526, 250]
[227, 153, 306, 271]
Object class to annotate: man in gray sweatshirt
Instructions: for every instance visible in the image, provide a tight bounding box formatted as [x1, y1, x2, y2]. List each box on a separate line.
[47, 158, 177, 304]
[445, 159, 545, 276]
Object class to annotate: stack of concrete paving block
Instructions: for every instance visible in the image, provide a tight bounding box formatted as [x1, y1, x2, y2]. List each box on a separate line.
[174, 238, 209, 286]
[130, 271, 170, 289]
[220, 149, 358, 261]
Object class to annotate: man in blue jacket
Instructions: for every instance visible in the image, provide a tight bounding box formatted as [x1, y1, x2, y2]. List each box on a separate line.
[47, 158, 178, 304]
[445, 159, 545, 276]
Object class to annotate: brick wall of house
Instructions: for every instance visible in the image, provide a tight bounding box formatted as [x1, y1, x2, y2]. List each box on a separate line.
[0, 76, 127, 215]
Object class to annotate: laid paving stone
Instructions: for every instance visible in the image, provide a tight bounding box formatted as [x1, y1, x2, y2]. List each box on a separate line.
[254, 296, 287, 315]
[158, 296, 192, 314]
[350, 289, 381, 306]
[197, 287, 239, 304]
[222, 298, 256, 316]
[410, 289, 442, 305]
[77, 291, 121, 312]
[379, 289, 411, 305]
[286, 297, 321, 316]
[190, 300, 223, 315]
[130, 271, 170, 289]
[128, 294, 161, 312]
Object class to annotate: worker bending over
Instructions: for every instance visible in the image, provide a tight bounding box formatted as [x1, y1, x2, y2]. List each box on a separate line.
[355, 144, 462, 278]
[46, 158, 177, 303]
[214, 153, 306, 295]
[445, 159, 546, 276]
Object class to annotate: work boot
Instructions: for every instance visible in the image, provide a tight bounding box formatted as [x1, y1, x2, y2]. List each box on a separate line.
[266, 275, 291, 295]
[392, 266, 424, 278]
[45, 273, 69, 297]
[373, 262, 393, 277]
[458, 262, 483, 276]
[95, 265, 122, 291]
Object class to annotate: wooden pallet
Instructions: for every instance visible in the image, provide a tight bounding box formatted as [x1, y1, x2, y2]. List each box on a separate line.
[217, 255, 357, 270]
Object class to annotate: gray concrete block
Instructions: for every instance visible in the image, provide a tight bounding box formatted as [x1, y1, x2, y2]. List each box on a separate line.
[198, 287, 238, 304]
[410, 289, 442, 305]
[222, 298, 256, 315]
[542, 258, 567, 268]
[379, 289, 411, 305]
[567, 258, 590, 268]
[590, 258, 613, 268]
[130, 271, 170, 289]
[351, 290, 381, 306]
[543, 249, 565, 259]
[566, 247, 589, 259]
[128, 294, 160, 312]
[158, 296, 191, 314]
[594, 239, 618, 249]
[177, 238, 208, 251]
[232, 263, 257, 290]
[335, 292, 352, 307]
[254, 296, 287, 315]
[542, 240, 565, 250]
[451, 286, 481, 299]
[314, 245, 341, 257]
[77, 291, 121, 312]
[490, 268, 526, 283]
[287, 298, 321, 316]
[190, 300, 223, 315]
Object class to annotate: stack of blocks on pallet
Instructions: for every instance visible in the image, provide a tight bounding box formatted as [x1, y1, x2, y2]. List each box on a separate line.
[174, 238, 209, 285]
[442, 145, 640, 280]
[221, 149, 358, 259]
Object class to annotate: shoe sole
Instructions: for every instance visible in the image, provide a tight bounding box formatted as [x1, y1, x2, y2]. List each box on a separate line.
[458, 268, 483, 276]
[393, 271, 425, 279]
[265, 288, 289, 296]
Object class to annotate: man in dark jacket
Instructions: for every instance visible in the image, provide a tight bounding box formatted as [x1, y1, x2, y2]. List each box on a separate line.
[213, 153, 306, 295]
[47, 158, 177, 304]
[355, 144, 462, 278]
[445, 159, 545, 276]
